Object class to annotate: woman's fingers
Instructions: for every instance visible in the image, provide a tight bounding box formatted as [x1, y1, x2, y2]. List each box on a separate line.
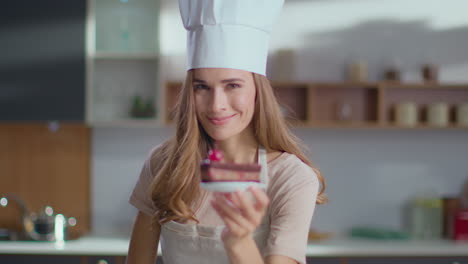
[249, 186, 270, 211]
[211, 201, 240, 232]
[220, 211, 246, 237]
[211, 187, 270, 241]
[234, 190, 261, 226]
[212, 194, 256, 232]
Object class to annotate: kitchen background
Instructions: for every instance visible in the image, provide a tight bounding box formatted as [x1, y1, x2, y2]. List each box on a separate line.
[1, 0, 468, 244]
[93, 0, 468, 237]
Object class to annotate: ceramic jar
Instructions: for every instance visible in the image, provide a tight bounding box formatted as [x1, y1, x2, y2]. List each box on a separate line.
[395, 102, 418, 127]
[456, 103, 468, 127]
[427, 102, 449, 127]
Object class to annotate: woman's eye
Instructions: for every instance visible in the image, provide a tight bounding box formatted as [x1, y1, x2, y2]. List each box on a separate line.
[194, 84, 208, 90]
[227, 83, 241, 89]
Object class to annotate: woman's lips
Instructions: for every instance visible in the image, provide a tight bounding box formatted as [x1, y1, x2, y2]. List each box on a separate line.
[208, 114, 236, 125]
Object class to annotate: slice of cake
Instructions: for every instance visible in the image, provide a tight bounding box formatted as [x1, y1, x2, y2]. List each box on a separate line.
[200, 149, 261, 183]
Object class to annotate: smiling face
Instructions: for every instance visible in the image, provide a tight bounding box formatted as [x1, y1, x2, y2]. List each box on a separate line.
[193, 68, 256, 143]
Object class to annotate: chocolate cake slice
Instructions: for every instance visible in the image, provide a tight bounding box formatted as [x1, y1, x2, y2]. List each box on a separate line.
[200, 150, 261, 183]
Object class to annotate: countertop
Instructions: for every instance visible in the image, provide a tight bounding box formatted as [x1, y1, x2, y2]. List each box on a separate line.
[308, 237, 468, 257]
[0, 236, 130, 256]
[1, 236, 468, 257]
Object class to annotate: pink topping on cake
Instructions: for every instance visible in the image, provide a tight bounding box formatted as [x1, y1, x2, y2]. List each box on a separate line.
[208, 149, 223, 162]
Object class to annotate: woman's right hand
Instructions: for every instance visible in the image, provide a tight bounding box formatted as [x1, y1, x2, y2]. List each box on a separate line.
[211, 186, 269, 249]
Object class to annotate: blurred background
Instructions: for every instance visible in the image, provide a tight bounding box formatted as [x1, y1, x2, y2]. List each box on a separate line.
[1, 0, 468, 263]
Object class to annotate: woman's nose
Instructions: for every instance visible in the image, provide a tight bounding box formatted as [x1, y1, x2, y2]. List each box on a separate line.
[210, 89, 228, 112]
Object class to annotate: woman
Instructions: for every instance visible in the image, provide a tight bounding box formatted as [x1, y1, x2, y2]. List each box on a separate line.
[127, 1, 326, 263]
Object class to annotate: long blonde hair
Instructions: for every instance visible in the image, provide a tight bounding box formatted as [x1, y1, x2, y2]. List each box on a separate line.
[150, 70, 326, 225]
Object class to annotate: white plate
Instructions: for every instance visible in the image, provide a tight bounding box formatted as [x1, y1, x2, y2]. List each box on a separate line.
[200, 182, 266, 193]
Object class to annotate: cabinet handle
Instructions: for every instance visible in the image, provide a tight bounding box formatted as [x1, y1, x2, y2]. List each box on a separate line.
[97, 260, 108, 264]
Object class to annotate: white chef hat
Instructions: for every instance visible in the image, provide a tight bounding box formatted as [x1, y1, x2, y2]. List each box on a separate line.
[179, 0, 284, 76]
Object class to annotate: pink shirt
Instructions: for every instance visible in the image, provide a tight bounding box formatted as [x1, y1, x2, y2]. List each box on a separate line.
[129, 146, 319, 264]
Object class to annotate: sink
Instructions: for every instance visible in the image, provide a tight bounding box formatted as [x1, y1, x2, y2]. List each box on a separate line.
[0, 228, 13, 241]
[0, 228, 31, 241]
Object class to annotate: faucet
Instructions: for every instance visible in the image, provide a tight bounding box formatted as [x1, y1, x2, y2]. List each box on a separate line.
[0, 193, 29, 216]
[0, 194, 35, 239]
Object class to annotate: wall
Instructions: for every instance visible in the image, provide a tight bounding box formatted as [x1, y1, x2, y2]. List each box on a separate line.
[92, 127, 468, 236]
[91, 0, 468, 236]
[158, 0, 468, 82]
[91, 127, 172, 236]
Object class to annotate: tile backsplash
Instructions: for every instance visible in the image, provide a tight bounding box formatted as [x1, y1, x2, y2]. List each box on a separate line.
[92, 127, 468, 236]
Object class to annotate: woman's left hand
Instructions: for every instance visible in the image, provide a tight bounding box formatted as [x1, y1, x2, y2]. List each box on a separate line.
[211, 186, 270, 249]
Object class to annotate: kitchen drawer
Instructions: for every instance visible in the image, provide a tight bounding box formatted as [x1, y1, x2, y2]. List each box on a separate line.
[0, 254, 82, 264]
[346, 257, 468, 264]
[88, 256, 164, 264]
[0, 255, 163, 264]
[87, 255, 122, 264]
[86, 256, 164, 264]
[307, 257, 343, 264]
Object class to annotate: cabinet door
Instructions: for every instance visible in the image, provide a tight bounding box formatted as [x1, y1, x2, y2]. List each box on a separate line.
[0, 123, 91, 238]
[307, 257, 342, 264]
[0, 0, 85, 121]
[86, 256, 163, 264]
[347, 257, 468, 264]
[87, 256, 120, 264]
[0, 255, 82, 264]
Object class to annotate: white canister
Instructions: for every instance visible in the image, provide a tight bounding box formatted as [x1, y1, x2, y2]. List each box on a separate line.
[427, 102, 449, 127]
[395, 102, 418, 127]
[456, 103, 468, 127]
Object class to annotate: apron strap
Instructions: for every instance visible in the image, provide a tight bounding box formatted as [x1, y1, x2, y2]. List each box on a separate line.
[258, 146, 268, 187]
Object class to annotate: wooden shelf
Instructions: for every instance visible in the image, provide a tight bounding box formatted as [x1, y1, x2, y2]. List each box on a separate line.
[380, 82, 468, 89]
[274, 84, 309, 122]
[309, 82, 380, 88]
[383, 124, 468, 130]
[164, 81, 468, 129]
[89, 118, 162, 128]
[91, 52, 159, 60]
[307, 121, 381, 129]
[382, 85, 468, 125]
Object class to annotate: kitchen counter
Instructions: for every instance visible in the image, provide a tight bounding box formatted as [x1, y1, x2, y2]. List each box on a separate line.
[0, 236, 130, 256]
[1, 236, 468, 257]
[308, 237, 468, 257]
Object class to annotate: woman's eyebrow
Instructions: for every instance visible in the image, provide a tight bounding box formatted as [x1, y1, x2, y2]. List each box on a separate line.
[193, 78, 245, 83]
[221, 78, 245, 83]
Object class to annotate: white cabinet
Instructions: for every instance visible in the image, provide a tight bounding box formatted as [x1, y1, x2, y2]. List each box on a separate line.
[85, 0, 162, 127]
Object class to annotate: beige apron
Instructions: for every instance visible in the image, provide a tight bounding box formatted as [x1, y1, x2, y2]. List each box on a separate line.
[160, 147, 270, 264]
